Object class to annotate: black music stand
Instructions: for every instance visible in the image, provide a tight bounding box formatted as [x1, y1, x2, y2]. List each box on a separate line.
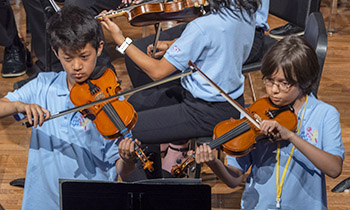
[59, 178, 211, 210]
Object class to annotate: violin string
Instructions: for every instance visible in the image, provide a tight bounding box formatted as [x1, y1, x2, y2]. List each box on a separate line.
[210, 122, 248, 148]
[103, 103, 128, 135]
[103, 102, 151, 167]
[177, 121, 251, 176]
[209, 121, 251, 149]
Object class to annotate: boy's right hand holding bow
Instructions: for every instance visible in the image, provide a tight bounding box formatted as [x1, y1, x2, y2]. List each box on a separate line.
[0, 98, 50, 128]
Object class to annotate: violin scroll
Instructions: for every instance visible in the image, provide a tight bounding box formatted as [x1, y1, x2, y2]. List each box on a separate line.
[171, 155, 195, 178]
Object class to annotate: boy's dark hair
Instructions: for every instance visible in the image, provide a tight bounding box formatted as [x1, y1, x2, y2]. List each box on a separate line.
[261, 35, 320, 95]
[208, 0, 260, 17]
[46, 5, 103, 54]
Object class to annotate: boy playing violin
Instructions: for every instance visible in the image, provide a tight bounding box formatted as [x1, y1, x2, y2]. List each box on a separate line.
[0, 6, 137, 210]
[99, 0, 260, 177]
[194, 36, 344, 209]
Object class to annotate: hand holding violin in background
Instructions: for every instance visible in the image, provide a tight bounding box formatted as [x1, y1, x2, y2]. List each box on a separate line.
[121, 0, 144, 7]
[99, 10, 127, 46]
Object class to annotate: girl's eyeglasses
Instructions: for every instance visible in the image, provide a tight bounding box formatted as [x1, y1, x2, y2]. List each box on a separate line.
[263, 78, 293, 92]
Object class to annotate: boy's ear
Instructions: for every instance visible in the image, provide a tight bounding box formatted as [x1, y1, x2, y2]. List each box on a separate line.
[97, 40, 104, 57]
[51, 47, 59, 58]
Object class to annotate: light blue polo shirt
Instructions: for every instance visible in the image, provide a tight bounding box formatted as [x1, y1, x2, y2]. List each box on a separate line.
[256, 0, 270, 30]
[164, 7, 256, 102]
[6, 72, 120, 210]
[227, 94, 344, 209]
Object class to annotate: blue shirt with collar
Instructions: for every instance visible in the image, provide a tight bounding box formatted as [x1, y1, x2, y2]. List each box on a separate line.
[164, 6, 256, 102]
[256, 0, 270, 30]
[227, 94, 344, 209]
[6, 71, 120, 210]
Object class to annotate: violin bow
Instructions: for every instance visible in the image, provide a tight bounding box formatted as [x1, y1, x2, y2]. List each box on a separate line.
[188, 61, 260, 129]
[22, 69, 195, 127]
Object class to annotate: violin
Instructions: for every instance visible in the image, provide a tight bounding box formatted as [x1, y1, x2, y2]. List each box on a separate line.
[70, 68, 154, 172]
[95, 0, 209, 27]
[22, 69, 195, 127]
[21, 68, 195, 171]
[170, 62, 298, 177]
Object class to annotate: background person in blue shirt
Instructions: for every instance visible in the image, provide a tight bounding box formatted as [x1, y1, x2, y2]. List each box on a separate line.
[194, 36, 345, 209]
[0, 6, 137, 210]
[99, 0, 261, 178]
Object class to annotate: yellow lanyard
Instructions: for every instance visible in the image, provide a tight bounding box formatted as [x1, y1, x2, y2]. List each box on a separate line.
[275, 95, 308, 208]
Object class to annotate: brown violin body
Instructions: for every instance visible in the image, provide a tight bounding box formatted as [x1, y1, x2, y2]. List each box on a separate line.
[69, 68, 155, 172]
[97, 0, 209, 26]
[171, 62, 299, 178]
[172, 97, 298, 177]
[214, 97, 298, 157]
[70, 68, 137, 139]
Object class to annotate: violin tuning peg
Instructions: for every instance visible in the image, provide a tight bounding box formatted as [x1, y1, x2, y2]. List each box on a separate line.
[176, 158, 182, 164]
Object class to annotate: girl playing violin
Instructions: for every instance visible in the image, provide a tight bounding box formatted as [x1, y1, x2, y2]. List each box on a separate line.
[194, 36, 344, 209]
[0, 6, 138, 210]
[99, 0, 260, 177]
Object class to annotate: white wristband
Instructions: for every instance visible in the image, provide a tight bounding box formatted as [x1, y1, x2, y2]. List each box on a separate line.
[116, 37, 132, 55]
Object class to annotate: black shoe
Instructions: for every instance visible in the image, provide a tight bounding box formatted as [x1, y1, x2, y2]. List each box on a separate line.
[269, 23, 304, 39]
[9, 178, 25, 188]
[332, 177, 350, 193]
[13, 73, 38, 90]
[13, 59, 65, 90]
[1, 43, 27, 78]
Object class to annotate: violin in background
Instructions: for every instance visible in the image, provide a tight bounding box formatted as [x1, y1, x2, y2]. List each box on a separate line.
[95, 0, 209, 26]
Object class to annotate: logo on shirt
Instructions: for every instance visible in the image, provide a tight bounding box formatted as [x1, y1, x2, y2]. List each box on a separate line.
[71, 113, 91, 131]
[172, 45, 181, 53]
[300, 126, 318, 143]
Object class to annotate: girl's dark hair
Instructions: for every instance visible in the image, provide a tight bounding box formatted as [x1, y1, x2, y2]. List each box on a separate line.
[46, 5, 103, 53]
[261, 35, 320, 95]
[208, 0, 260, 17]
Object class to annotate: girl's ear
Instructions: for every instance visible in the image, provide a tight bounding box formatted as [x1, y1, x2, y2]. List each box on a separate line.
[97, 40, 104, 57]
[300, 81, 312, 89]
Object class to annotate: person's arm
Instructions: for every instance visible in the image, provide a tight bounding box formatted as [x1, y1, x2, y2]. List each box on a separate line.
[260, 120, 343, 178]
[195, 144, 245, 188]
[0, 97, 50, 127]
[146, 39, 178, 58]
[99, 13, 177, 81]
[116, 137, 138, 179]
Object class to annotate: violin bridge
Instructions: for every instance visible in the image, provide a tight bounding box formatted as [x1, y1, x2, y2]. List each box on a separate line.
[94, 92, 105, 101]
[253, 113, 262, 124]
